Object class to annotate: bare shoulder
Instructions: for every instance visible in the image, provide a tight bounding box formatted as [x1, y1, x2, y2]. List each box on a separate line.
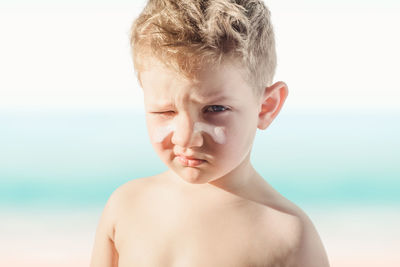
[290, 207, 330, 267]
[90, 176, 155, 266]
[98, 175, 157, 239]
[109, 176, 151, 203]
[253, 203, 302, 266]
[257, 200, 330, 267]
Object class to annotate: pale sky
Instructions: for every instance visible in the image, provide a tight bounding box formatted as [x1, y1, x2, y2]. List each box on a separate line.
[0, 0, 399, 112]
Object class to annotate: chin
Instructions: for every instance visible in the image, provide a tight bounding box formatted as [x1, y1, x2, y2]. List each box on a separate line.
[177, 167, 208, 184]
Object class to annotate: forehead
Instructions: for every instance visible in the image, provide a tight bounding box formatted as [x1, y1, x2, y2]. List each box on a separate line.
[140, 58, 251, 104]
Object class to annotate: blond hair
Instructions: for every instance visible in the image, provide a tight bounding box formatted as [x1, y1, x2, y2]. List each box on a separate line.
[129, 0, 276, 98]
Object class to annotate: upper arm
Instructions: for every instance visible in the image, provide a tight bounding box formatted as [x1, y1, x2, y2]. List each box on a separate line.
[90, 190, 121, 267]
[289, 214, 330, 267]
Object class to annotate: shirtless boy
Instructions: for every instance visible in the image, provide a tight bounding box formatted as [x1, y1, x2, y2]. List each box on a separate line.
[90, 0, 330, 266]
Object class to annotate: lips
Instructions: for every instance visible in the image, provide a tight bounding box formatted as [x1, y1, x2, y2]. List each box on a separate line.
[176, 154, 203, 160]
[176, 155, 205, 167]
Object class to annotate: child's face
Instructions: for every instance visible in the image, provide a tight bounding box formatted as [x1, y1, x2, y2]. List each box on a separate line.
[140, 57, 263, 185]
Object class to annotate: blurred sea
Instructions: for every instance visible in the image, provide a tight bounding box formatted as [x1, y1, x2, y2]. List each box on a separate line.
[1, 108, 399, 266]
[1, 108, 399, 208]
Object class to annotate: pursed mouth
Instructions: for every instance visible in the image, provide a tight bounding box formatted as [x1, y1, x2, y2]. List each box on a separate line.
[176, 154, 205, 161]
[176, 155, 206, 166]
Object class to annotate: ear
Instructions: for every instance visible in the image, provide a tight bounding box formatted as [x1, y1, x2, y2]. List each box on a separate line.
[257, 81, 289, 130]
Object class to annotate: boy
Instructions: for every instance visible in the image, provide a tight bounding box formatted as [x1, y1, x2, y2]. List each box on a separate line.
[90, 0, 330, 266]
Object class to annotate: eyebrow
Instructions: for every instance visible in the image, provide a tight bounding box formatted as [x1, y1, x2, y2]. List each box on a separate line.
[204, 95, 230, 102]
[151, 94, 232, 107]
[191, 93, 233, 105]
[195, 88, 233, 101]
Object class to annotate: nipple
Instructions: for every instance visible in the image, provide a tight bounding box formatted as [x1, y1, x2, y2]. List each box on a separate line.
[153, 121, 226, 144]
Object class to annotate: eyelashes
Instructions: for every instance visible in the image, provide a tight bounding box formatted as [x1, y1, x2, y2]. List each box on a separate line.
[204, 105, 230, 113]
[153, 105, 230, 116]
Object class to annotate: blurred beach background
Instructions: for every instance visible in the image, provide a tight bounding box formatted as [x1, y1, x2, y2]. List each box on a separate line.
[1, 0, 399, 266]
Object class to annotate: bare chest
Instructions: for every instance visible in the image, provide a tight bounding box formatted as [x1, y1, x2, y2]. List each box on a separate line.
[113, 203, 270, 267]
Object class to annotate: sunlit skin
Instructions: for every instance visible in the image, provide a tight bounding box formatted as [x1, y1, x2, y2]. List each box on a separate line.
[141, 57, 288, 194]
[89, 57, 330, 267]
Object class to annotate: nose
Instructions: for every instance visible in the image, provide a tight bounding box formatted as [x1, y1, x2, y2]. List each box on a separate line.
[171, 113, 203, 148]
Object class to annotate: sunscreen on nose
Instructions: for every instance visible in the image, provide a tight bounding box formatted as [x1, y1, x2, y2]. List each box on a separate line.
[153, 121, 226, 144]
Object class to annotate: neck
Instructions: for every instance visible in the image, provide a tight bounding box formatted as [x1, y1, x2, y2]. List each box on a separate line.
[208, 151, 257, 195]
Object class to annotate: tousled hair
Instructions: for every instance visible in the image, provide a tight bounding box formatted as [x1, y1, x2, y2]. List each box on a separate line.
[129, 0, 277, 98]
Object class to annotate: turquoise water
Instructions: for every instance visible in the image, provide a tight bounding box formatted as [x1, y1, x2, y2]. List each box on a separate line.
[1, 108, 399, 209]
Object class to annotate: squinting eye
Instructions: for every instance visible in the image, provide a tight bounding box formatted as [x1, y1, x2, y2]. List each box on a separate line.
[152, 106, 229, 117]
[205, 105, 229, 113]
[155, 111, 174, 116]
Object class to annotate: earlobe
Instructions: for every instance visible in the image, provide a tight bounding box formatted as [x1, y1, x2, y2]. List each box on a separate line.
[257, 81, 289, 130]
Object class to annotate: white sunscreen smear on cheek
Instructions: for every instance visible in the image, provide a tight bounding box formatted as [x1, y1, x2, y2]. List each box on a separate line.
[152, 121, 226, 144]
[153, 123, 176, 143]
[194, 122, 226, 144]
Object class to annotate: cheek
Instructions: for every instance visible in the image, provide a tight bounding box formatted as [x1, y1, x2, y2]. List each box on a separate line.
[217, 118, 255, 155]
[145, 116, 156, 141]
[146, 117, 166, 147]
[146, 116, 167, 141]
[210, 123, 238, 152]
[224, 130, 246, 152]
[146, 120, 177, 158]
